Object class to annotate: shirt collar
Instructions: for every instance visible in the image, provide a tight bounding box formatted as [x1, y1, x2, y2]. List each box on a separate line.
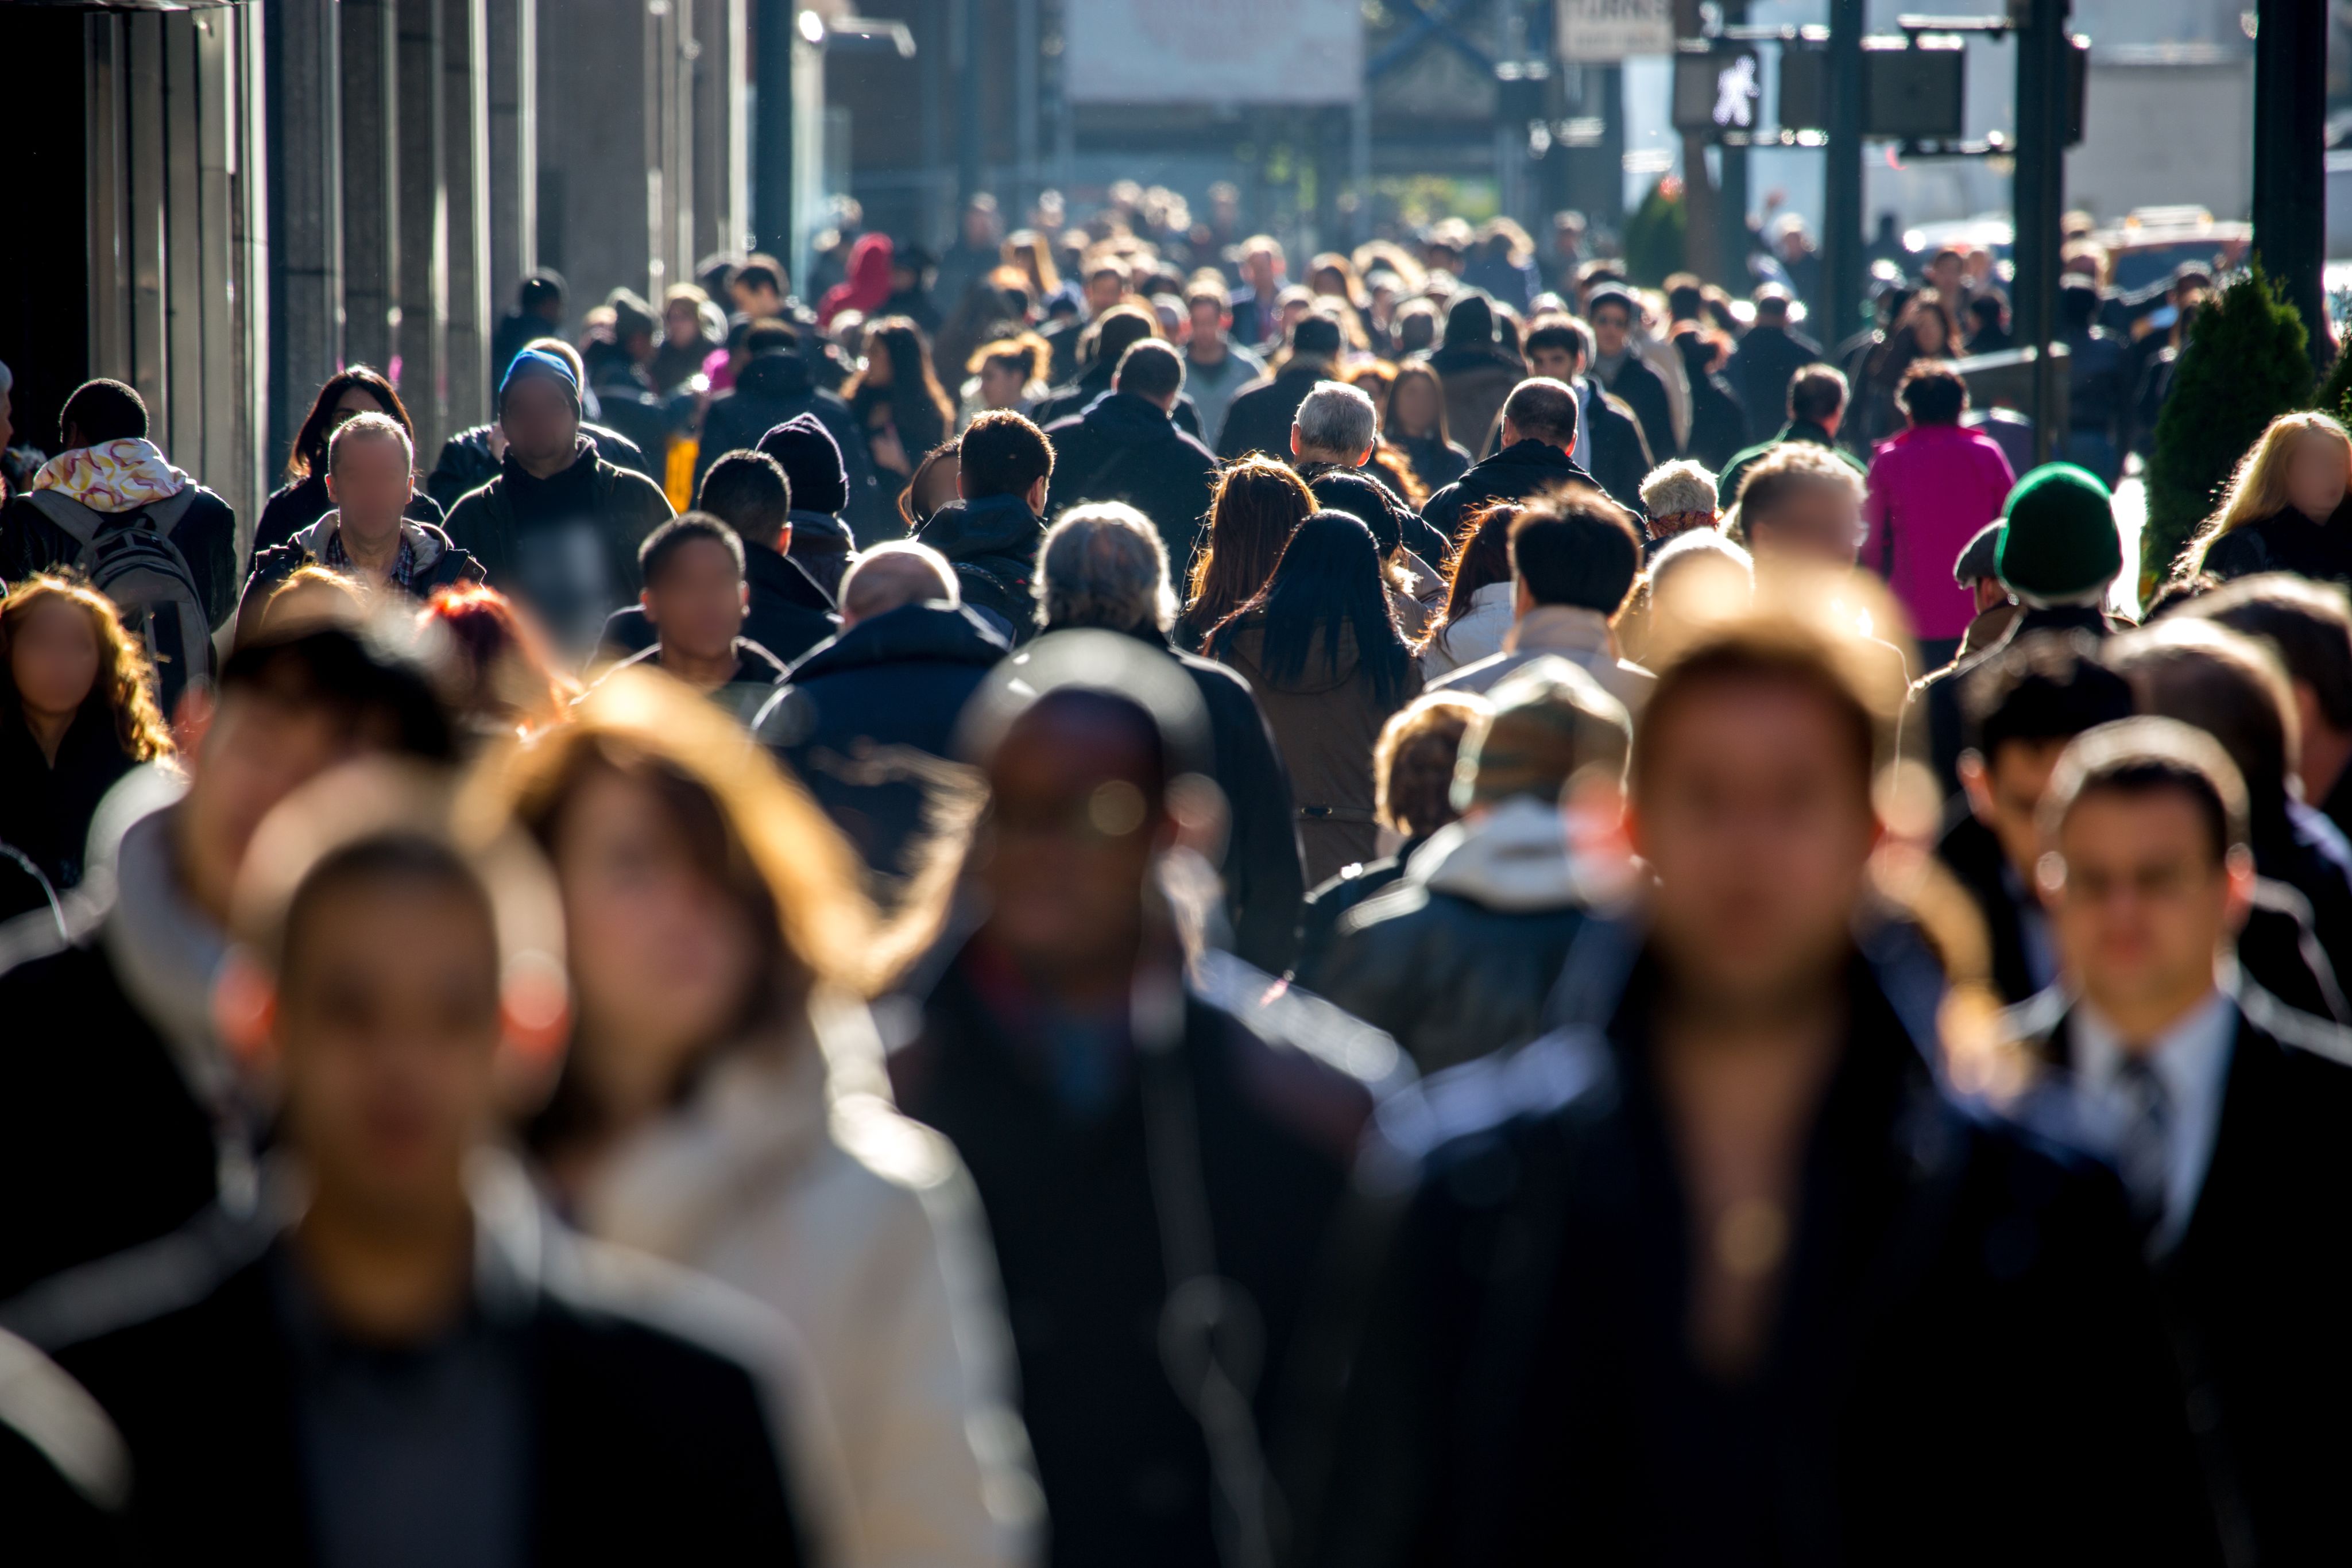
[2071, 988, 2235, 1106]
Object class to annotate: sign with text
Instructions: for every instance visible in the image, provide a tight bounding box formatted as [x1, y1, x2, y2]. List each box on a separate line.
[1556, 0, 1674, 64]
[1063, 0, 1361, 105]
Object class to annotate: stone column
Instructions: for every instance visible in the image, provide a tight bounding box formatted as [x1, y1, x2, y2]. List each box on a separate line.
[396, 0, 448, 450]
[343, 0, 401, 374]
[486, 0, 536, 317]
[444, 0, 491, 432]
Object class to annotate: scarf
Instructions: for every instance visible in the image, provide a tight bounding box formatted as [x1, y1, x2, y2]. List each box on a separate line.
[31, 438, 190, 514]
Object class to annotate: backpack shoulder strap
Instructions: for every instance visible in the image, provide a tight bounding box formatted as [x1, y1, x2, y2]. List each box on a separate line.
[140, 488, 199, 537]
[20, 489, 103, 548]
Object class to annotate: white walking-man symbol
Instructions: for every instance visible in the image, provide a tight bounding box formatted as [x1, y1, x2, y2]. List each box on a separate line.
[1713, 55, 1759, 129]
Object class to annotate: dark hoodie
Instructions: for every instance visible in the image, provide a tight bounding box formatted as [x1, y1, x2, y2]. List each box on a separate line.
[1043, 392, 1220, 568]
[915, 493, 1049, 645]
[1425, 295, 1527, 455]
[697, 351, 885, 540]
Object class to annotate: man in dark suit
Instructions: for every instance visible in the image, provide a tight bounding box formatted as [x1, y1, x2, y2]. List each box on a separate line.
[2, 783, 814, 1563]
[2006, 717, 2352, 1564]
[1291, 618, 2222, 1567]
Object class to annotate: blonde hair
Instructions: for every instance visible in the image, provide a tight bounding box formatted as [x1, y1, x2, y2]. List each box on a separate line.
[2186, 411, 2352, 575]
[0, 573, 174, 761]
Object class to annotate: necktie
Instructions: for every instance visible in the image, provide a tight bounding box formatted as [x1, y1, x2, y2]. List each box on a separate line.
[2112, 1055, 2172, 1241]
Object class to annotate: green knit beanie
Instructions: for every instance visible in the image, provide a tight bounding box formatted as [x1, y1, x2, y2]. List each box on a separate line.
[1995, 463, 2121, 602]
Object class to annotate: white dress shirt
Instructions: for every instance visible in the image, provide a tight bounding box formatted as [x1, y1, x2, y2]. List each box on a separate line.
[2072, 988, 2238, 1256]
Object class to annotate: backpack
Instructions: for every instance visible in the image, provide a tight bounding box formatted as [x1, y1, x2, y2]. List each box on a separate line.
[22, 487, 215, 714]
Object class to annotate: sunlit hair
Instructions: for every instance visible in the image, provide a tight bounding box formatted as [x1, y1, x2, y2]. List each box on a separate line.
[845, 315, 956, 436]
[1375, 692, 1486, 838]
[966, 331, 1049, 381]
[1426, 501, 1521, 659]
[1183, 455, 1315, 637]
[2185, 411, 2352, 576]
[417, 582, 577, 738]
[488, 667, 881, 1033]
[1633, 614, 1887, 799]
[261, 565, 368, 641]
[284, 365, 413, 483]
[0, 574, 173, 762]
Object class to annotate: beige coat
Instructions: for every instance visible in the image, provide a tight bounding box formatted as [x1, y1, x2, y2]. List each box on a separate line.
[583, 999, 1042, 1568]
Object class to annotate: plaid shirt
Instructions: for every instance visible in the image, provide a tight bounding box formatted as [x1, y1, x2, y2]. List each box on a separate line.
[322, 524, 418, 591]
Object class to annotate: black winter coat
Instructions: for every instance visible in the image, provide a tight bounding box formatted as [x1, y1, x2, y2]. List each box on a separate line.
[754, 602, 1008, 886]
[2199, 498, 2352, 587]
[252, 473, 444, 556]
[2, 1182, 810, 1566]
[914, 494, 1048, 645]
[1030, 368, 1204, 440]
[1216, 364, 1332, 461]
[888, 942, 1383, 1568]
[1421, 441, 1608, 547]
[1293, 841, 1425, 980]
[441, 442, 675, 646]
[697, 352, 888, 542]
[1723, 323, 1823, 446]
[2009, 987, 2352, 1565]
[1598, 350, 1677, 463]
[1391, 433, 1471, 496]
[234, 516, 488, 646]
[597, 541, 839, 669]
[1579, 384, 1656, 516]
[425, 421, 656, 513]
[1043, 393, 1220, 568]
[1292, 944, 2225, 1568]
[0, 711, 138, 926]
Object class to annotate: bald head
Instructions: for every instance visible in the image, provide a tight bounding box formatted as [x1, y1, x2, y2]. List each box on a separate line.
[840, 542, 958, 628]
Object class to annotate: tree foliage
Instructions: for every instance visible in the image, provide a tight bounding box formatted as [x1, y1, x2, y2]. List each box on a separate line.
[2145, 261, 2313, 584]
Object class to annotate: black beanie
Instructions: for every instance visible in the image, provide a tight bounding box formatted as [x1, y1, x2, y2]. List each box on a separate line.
[1443, 292, 1498, 350]
[757, 414, 850, 516]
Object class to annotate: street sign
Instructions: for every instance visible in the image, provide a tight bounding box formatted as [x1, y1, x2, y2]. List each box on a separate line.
[1556, 0, 1674, 64]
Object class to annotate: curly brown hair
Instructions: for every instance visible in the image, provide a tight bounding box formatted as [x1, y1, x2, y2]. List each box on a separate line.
[0, 574, 175, 761]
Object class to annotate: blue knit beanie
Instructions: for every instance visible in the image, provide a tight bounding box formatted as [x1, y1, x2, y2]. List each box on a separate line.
[498, 346, 581, 414]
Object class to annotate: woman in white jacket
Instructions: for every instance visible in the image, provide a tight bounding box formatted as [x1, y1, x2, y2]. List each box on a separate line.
[1417, 500, 1523, 680]
[490, 669, 1042, 1568]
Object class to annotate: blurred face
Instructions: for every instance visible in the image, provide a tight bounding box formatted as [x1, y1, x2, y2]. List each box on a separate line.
[1927, 255, 1962, 295]
[7, 597, 103, 719]
[498, 374, 580, 467]
[2046, 789, 2242, 1021]
[1189, 300, 1228, 346]
[665, 301, 703, 347]
[180, 694, 383, 923]
[1391, 375, 1440, 435]
[733, 278, 784, 317]
[643, 537, 747, 665]
[1746, 480, 1864, 568]
[964, 206, 1001, 247]
[2284, 431, 2350, 522]
[1529, 345, 1577, 381]
[978, 360, 1027, 409]
[553, 768, 760, 1104]
[276, 874, 501, 1219]
[1962, 738, 2068, 884]
[1087, 272, 1126, 313]
[978, 704, 1166, 985]
[1244, 251, 1279, 294]
[323, 433, 414, 538]
[1912, 311, 1948, 355]
[1634, 679, 1878, 1009]
[331, 385, 386, 425]
[1, 385, 13, 451]
[913, 454, 962, 519]
[1592, 305, 1631, 359]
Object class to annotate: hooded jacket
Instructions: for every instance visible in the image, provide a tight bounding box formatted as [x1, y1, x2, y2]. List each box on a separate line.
[0, 440, 241, 633]
[755, 602, 1009, 886]
[579, 1000, 1039, 1568]
[1429, 605, 1654, 712]
[915, 494, 1049, 645]
[441, 438, 675, 646]
[1303, 796, 1593, 1072]
[235, 512, 488, 644]
[425, 421, 657, 513]
[700, 353, 887, 540]
[1043, 392, 1219, 568]
[1211, 617, 1424, 886]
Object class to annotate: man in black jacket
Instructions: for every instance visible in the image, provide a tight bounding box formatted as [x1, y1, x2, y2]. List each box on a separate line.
[3, 789, 813, 1563]
[1421, 377, 1607, 544]
[237, 413, 486, 644]
[598, 448, 836, 666]
[1522, 315, 1651, 513]
[889, 637, 1395, 1568]
[697, 319, 885, 540]
[442, 348, 675, 652]
[1215, 312, 1344, 460]
[1718, 363, 1867, 513]
[1030, 304, 1204, 439]
[1723, 287, 1823, 446]
[587, 515, 787, 726]
[0, 619, 457, 1303]
[755, 542, 1007, 893]
[2006, 717, 2352, 1563]
[1043, 341, 1217, 569]
[425, 336, 659, 510]
[1585, 285, 1678, 463]
[915, 410, 1055, 644]
[1032, 503, 1307, 974]
[757, 415, 861, 592]
[1307, 660, 1624, 1072]
[1293, 617, 2222, 1567]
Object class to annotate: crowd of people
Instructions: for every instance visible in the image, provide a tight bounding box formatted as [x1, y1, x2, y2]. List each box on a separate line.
[0, 183, 2347, 1567]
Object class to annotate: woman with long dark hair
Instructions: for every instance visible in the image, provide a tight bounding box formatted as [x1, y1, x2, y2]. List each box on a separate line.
[1176, 455, 1313, 651]
[845, 317, 956, 516]
[1862, 288, 1963, 447]
[1208, 510, 1424, 882]
[0, 574, 175, 923]
[253, 367, 441, 553]
[1419, 501, 1522, 677]
[1382, 360, 1472, 493]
